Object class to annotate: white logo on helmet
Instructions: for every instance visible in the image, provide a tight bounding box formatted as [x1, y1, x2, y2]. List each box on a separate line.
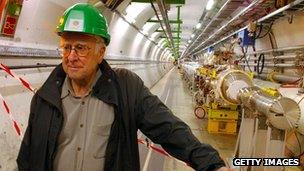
[66, 19, 84, 31]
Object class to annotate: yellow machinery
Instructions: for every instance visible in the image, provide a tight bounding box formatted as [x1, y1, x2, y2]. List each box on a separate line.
[191, 51, 300, 137]
[194, 59, 248, 134]
[207, 107, 238, 134]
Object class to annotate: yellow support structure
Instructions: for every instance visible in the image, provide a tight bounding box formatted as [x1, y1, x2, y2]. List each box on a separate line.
[207, 106, 239, 135]
[211, 102, 219, 109]
[208, 120, 237, 135]
[261, 87, 280, 97]
[210, 69, 217, 79]
[199, 68, 208, 76]
[208, 109, 238, 120]
[248, 72, 254, 80]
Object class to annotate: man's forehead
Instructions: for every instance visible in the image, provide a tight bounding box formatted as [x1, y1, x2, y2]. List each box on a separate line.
[59, 33, 105, 47]
[60, 32, 96, 41]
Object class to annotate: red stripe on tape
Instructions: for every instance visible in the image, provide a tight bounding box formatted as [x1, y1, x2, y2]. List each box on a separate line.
[13, 120, 21, 136]
[137, 138, 190, 167]
[19, 78, 34, 92]
[150, 145, 170, 157]
[0, 63, 34, 93]
[138, 139, 144, 144]
[0, 64, 14, 77]
[138, 138, 170, 157]
[3, 100, 10, 114]
[0, 93, 22, 137]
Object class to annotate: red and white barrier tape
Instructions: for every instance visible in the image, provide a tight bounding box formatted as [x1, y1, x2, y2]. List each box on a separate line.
[0, 63, 35, 92]
[0, 63, 36, 137]
[137, 138, 190, 167]
[138, 139, 170, 157]
[0, 93, 22, 137]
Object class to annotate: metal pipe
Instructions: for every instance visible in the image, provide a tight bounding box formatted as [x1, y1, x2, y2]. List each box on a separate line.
[106, 58, 169, 63]
[197, 0, 304, 54]
[5, 61, 169, 70]
[238, 64, 257, 67]
[177, 5, 181, 57]
[247, 45, 304, 55]
[213, 69, 300, 130]
[264, 63, 295, 67]
[239, 63, 296, 68]
[239, 62, 280, 66]
[216, 69, 253, 104]
[237, 87, 300, 130]
[6, 64, 57, 69]
[1, 55, 168, 63]
[257, 0, 304, 22]
[155, 0, 175, 53]
[0, 45, 60, 58]
[190, 0, 262, 55]
[246, 55, 297, 61]
[258, 73, 301, 83]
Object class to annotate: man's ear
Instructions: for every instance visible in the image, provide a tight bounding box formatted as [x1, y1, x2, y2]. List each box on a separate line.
[98, 46, 106, 64]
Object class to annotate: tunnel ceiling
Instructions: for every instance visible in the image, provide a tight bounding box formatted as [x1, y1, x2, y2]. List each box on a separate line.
[121, 0, 303, 59]
[99, 0, 273, 59]
[124, 0, 208, 58]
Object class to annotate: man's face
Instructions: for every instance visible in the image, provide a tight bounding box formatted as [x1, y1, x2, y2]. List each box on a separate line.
[59, 33, 105, 82]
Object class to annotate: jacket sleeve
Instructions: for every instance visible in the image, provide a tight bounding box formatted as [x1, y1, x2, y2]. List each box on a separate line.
[17, 93, 38, 171]
[135, 76, 225, 171]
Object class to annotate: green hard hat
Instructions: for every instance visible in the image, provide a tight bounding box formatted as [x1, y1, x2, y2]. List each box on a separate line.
[56, 3, 111, 46]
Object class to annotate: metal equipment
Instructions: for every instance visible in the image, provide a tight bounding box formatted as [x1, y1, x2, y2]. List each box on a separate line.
[180, 48, 303, 170]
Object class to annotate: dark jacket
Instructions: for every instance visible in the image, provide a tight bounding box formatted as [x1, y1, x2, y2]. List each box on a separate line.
[17, 60, 225, 171]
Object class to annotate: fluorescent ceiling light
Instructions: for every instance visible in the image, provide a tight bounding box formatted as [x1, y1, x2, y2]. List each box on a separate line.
[196, 23, 202, 29]
[125, 15, 136, 24]
[124, 4, 148, 24]
[142, 30, 149, 35]
[206, 0, 215, 10]
[142, 23, 157, 36]
[151, 32, 160, 39]
[188, 40, 191, 43]
[191, 34, 195, 38]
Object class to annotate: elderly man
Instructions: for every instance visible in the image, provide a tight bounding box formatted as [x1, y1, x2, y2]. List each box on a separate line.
[17, 3, 230, 171]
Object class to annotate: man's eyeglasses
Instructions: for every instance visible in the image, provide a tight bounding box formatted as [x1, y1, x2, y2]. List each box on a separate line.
[58, 44, 91, 57]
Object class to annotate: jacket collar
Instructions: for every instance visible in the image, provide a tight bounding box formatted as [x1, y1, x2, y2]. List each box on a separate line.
[37, 60, 119, 113]
[61, 69, 102, 99]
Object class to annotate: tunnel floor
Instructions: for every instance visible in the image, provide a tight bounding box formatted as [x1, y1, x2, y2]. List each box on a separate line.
[138, 67, 237, 171]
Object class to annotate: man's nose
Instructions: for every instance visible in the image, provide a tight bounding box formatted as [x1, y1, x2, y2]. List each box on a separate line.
[67, 49, 78, 61]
